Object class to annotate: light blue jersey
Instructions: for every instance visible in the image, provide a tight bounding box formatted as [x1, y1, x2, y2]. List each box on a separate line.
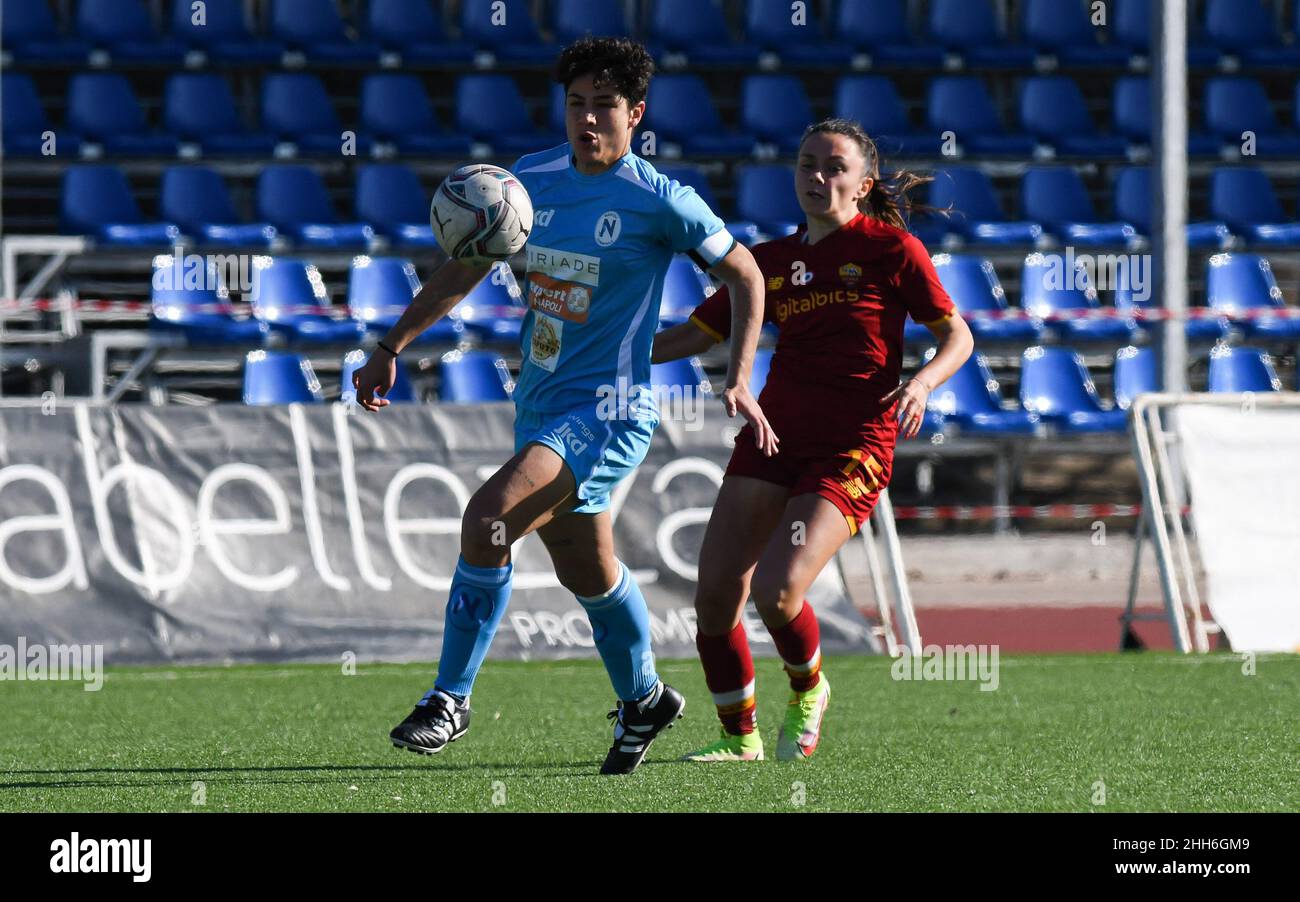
[508, 143, 735, 417]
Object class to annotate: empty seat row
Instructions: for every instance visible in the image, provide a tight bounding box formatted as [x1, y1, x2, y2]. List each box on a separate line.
[12, 70, 1300, 163]
[243, 347, 512, 406]
[9, 0, 1300, 71]
[924, 343, 1292, 437]
[912, 166, 1300, 251]
[152, 254, 523, 347]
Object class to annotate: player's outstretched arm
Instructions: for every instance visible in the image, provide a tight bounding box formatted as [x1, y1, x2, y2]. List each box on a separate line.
[352, 258, 494, 412]
[709, 242, 778, 456]
[882, 312, 975, 439]
[651, 321, 717, 364]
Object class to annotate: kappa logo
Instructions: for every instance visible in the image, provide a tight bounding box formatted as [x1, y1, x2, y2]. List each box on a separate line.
[594, 211, 622, 247]
[767, 276, 785, 290]
[535, 208, 555, 227]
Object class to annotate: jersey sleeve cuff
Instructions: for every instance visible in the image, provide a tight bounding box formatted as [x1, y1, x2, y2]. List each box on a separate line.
[688, 229, 737, 271]
[689, 314, 726, 343]
[917, 310, 955, 328]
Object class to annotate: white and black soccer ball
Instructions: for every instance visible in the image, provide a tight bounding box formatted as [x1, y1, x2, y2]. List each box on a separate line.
[430, 164, 533, 264]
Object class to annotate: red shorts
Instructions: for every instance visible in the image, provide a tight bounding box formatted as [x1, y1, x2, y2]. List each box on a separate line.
[725, 426, 894, 536]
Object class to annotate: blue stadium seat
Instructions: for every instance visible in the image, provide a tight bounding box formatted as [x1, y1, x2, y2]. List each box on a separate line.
[643, 74, 755, 156]
[1, 73, 81, 156]
[1020, 346, 1128, 433]
[459, 0, 555, 64]
[553, 0, 630, 42]
[341, 348, 417, 404]
[1022, 0, 1131, 66]
[1207, 345, 1282, 393]
[651, 357, 711, 397]
[835, 76, 933, 157]
[77, 0, 185, 64]
[261, 73, 366, 156]
[61, 166, 180, 245]
[1114, 0, 1220, 65]
[163, 74, 276, 157]
[659, 257, 710, 326]
[454, 265, 526, 343]
[355, 164, 438, 247]
[270, 0, 380, 62]
[67, 73, 179, 156]
[243, 350, 324, 404]
[927, 77, 1037, 156]
[835, 0, 945, 67]
[1019, 76, 1128, 158]
[1, 0, 90, 63]
[645, 0, 759, 67]
[1021, 168, 1138, 247]
[750, 348, 774, 396]
[1206, 253, 1300, 341]
[257, 166, 374, 248]
[925, 347, 1041, 435]
[438, 349, 513, 402]
[361, 74, 472, 156]
[1112, 258, 1228, 342]
[1113, 166, 1230, 248]
[929, 168, 1042, 245]
[456, 75, 552, 154]
[150, 254, 268, 346]
[741, 76, 813, 154]
[366, 0, 473, 65]
[348, 256, 464, 344]
[1112, 76, 1220, 157]
[744, 0, 853, 67]
[1112, 345, 1159, 410]
[1204, 0, 1300, 67]
[1022, 253, 1136, 344]
[1204, 78, 1300, 157]
[1209, 168, 1300, 245]
[928, 0, 1035, 68]
[160, 166, 277, 247]
[251, 258, 367, 344]
[735, 166, 803, 238]
[171, 0, 284, 63]
[931, 254, 1042, 344]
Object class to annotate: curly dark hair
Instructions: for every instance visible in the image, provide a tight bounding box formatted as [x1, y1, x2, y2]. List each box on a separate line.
[555, 36, 655, 107]
[800, 118, 939, 231]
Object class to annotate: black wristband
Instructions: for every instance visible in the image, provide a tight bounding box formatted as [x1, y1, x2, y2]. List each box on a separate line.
[376, 340, 399, 358]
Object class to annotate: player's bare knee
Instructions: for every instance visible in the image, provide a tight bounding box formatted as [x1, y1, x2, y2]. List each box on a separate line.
[749, 571, 800, 621]
[460, 497, 510, 562]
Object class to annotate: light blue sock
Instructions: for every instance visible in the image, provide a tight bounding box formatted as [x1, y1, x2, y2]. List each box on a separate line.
[433, 555, 513, 699]
[576, 561, 659, 702]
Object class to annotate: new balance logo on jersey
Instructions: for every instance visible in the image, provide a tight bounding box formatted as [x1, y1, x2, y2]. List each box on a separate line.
[536, 209, 556, 227]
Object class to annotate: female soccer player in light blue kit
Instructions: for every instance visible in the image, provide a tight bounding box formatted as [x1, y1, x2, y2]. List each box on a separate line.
[352, 37, 775, 774]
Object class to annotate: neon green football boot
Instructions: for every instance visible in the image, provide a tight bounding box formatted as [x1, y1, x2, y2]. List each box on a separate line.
[776, 675, 830, 761]
[681, 729, 765, 762]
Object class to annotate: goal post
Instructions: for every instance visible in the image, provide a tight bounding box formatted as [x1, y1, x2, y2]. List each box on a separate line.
[1125, 392, 1300, 653]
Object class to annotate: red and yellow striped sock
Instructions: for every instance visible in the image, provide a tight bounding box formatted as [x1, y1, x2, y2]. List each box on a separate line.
[695, 622, 757, 735]
[770, 601, 822, 692]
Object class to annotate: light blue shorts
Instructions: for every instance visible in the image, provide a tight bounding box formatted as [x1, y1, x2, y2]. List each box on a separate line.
[514, 399, 659, 514]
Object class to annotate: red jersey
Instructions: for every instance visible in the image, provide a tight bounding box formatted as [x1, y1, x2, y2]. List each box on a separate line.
[690, 212, 954, 453]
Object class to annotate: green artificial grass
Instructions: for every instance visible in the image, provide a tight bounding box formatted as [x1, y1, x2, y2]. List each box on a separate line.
[2, 654, 1296, 812]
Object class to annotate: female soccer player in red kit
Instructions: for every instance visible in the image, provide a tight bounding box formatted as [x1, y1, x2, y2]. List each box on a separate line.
[652, 119, 974, 761]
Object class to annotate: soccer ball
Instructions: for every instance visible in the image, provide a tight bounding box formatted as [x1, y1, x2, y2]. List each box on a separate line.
[430, 164, 533, 264]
